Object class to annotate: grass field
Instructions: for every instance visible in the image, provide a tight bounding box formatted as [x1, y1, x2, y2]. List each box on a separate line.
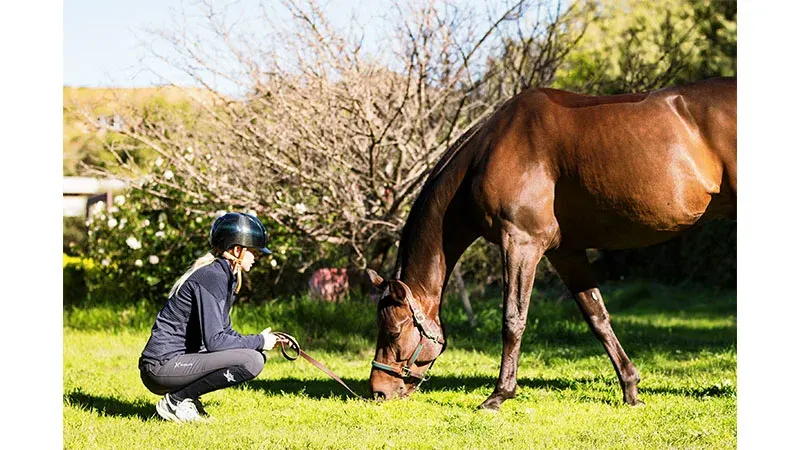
[63, 281, 736, 449]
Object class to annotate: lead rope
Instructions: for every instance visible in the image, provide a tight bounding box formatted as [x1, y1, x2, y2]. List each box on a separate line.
[271, 332, 366, 400]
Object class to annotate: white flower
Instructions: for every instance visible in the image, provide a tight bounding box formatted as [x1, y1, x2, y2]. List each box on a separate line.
[101, 258, 110, 266]
[142, 219, 150, 227]
[148, 255, 159, 265]
[113, 195, 125, 206]
[89, 201, 106, 217]
[294, 203, 308, 214]
[134, 259, 143, 267]
[155, 231, 165, 238]
[107, 218, 118, 228]
[155, 157, 164, 167]
[164, 170, 174, 180]
[159, 222, 165, 230]
[195, 216, 203, 223]
[125, 237, 142, 250]
[270, 259, 278, 268]
[118, 218, 127, 229]
[186, 146, 193, 153]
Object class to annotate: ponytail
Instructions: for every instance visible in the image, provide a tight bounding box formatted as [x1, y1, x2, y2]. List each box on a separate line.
[168, 252, 217, 298]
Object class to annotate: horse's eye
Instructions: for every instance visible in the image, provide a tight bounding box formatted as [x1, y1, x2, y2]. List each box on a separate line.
[386, 329, 401, 340]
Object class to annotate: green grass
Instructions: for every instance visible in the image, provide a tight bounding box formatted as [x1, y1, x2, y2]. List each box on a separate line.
[63, 281, 736, 449]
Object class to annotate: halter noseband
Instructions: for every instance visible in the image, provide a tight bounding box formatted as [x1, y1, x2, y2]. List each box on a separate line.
[371, 282, 446, 384]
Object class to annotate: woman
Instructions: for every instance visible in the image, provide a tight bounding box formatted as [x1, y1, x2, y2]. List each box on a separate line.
[138, 212, 279, 423]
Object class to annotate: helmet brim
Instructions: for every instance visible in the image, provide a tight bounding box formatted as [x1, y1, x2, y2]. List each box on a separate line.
[255, 247, 272, 255]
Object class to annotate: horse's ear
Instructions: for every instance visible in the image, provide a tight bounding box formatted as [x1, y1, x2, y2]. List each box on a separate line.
[366, 269, 385, 288]
[387, 280, 408, 303]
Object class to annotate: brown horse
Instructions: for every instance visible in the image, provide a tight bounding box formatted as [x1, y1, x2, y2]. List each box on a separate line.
[367, 78, 736, 410]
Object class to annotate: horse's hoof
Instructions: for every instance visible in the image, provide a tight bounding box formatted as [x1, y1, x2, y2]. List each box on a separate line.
[477, 397, 503, 411]
[625, 399, 645, 407]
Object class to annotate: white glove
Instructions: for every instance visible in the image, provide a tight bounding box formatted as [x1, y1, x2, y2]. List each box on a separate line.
[260, 327, 278, 351]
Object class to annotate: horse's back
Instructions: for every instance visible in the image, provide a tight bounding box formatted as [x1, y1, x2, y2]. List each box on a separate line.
[473, 79, 736, 250]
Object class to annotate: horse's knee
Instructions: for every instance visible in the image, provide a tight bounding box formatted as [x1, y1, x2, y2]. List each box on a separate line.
[502, 318, 526, 343]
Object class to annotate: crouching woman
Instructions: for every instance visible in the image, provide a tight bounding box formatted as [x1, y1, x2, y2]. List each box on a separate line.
[138, 212, 279, 423]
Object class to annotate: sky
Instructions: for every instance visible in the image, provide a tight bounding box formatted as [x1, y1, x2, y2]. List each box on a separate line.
[63, 0, 543, 93]
[64, 0, 176, 87]
[64, 0, 381, 90]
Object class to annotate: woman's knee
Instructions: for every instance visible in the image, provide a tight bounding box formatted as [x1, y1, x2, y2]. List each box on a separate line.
[239, 349, 266, 379]
[140, 369, 169, 395]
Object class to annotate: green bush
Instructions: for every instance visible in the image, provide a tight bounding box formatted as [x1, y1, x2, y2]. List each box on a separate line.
[595, 220, 736, 289]
[63, 254, 92, 305]
[83, 185, 209, 304]
[82, 168, 313, 305]
[63, 217, 88, 256]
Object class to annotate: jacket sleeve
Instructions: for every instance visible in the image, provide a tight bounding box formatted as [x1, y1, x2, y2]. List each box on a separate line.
[192, 281, 265, 351]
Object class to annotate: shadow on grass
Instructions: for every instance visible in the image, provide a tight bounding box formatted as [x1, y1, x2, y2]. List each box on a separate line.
[449, 317, 736, 363]
[244, 377, 371, 401]
[240, 372, 734, 403]
[64, 389, 156, 420]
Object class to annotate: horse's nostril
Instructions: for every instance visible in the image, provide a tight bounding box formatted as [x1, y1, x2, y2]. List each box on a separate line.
[373, 391, 387, 401]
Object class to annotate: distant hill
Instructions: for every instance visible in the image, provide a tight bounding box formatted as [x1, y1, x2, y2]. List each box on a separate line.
[62, 85, 221, 176]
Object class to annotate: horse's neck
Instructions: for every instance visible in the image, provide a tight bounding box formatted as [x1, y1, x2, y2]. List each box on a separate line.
[398, 137, 482, 313]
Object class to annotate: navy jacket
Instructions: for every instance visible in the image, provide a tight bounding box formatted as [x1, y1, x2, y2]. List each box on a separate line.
[140, 257, 265, 366]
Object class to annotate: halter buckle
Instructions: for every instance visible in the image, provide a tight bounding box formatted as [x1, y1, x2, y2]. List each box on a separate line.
[401, 366, 411, 378]
[413, 311, 426, 323]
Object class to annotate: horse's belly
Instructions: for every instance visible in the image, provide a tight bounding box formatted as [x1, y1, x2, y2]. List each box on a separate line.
[553, 168, 717, 250]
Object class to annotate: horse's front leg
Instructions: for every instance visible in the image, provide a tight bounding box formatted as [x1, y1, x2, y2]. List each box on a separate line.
[478, 228, 545, 411]
[547, 249, 644, 406]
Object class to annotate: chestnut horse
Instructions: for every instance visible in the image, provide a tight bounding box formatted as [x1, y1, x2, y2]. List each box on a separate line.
[367, 78, 736, 410]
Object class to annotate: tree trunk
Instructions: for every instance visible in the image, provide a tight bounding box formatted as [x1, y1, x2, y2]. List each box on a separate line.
[453, 262, 476, 327]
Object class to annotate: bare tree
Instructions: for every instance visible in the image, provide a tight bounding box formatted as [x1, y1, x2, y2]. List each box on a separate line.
[76, 0, 584, 271]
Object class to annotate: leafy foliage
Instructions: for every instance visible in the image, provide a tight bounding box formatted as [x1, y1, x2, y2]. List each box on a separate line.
[554, 0, 736, 95]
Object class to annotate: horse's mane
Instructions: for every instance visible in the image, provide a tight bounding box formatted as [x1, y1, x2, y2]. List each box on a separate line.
[392, 116, 490, 279]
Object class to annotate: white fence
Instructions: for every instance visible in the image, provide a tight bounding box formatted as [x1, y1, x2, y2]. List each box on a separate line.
[63, 177, 127, 217]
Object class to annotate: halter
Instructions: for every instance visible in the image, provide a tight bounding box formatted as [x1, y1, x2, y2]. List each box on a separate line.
[371, 282, 446, 385]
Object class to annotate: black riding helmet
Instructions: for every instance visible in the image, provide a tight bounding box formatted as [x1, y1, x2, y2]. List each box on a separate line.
[210, 212, 272, 254]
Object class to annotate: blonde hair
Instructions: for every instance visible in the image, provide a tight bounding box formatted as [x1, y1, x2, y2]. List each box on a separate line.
[167, 248, 246, 298]
[168, 252, 218, 298]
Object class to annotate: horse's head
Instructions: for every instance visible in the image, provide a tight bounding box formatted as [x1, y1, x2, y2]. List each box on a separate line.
[366, 269, 446, 401]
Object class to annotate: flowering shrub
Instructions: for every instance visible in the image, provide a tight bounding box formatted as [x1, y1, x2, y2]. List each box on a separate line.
[81, 163, 314, 304]
[83, 187, 209, 304]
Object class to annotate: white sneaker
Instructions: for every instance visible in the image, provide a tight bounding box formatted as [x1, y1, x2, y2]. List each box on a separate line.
[156, 394, 205, 423]
[174, 398, 204, 423]
[155, 394, 180, 422]
[193, 397, 214, 421]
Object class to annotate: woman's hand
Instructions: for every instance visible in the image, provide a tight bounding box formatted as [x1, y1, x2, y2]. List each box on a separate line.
[260, 327, 279, 351]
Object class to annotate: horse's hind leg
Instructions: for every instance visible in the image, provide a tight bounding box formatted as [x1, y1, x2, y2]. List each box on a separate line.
[547, 249, 644, 406]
